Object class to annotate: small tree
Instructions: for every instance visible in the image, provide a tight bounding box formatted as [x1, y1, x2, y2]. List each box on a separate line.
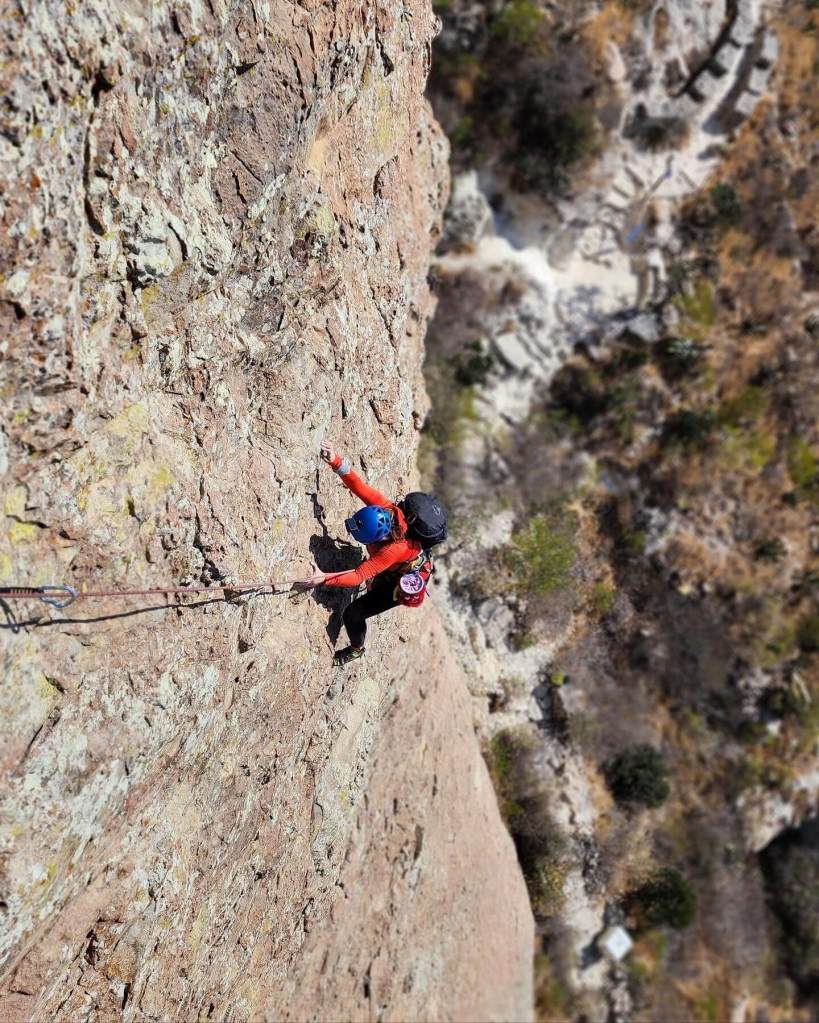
[754, 537, 787, 562]
[798, 615, 819, 653]
[710, 183, 743, 227]
[629, 868, 697, 929]
[662, 408, 716, 449]
[450, 340, 494, 387]
[508, 506, 578, 597]
[656, 336, 706, 381]
[604, 744, 670, 808]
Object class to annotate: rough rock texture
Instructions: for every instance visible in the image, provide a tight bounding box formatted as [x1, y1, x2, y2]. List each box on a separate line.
[0, 2, 533, 1020]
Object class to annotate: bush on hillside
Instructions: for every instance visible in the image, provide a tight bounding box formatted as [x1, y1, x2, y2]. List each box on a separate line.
[710, 183, 743, 227]
[662, 408, 716, 449]
[486, 729, 570, 919]
[655, 336, 707, 381]
[604, 744, 671, 809]
[490, 0, 546, 49]
[508, 505, 578, 596]
[516, 99, 600, 190]
[798, 614, 819, 653]
[628, 868, 698, 929]
[450, 340, 495, 387]
[754, 537, 787, 562]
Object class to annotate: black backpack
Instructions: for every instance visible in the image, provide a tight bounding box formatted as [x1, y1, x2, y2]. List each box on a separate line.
[399, 492, 448, 548]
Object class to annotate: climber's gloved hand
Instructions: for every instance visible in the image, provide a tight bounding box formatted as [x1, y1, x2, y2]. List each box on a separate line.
[320, 444, 336, 464]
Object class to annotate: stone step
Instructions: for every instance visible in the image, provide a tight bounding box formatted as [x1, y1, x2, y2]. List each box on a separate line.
[746, 65, 772, 96]
[757, 32, 779, 70]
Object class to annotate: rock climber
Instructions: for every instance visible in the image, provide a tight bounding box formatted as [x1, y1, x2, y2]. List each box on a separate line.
[295, 444, 448, 666]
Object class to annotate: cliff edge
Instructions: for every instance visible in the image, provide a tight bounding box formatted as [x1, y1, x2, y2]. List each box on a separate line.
[0, 2, 533, 1019]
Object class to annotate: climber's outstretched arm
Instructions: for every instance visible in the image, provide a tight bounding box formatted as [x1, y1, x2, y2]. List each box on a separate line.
[292, 446, 399, 590]
[320, 445, 392, 508]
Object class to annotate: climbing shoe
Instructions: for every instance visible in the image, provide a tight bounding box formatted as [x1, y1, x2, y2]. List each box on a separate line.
[333, 646, 364, 667]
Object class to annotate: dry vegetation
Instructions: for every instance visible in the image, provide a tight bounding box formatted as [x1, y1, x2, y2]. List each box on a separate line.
[429, 0, 609, 193]
[426, 2, 819, 1019]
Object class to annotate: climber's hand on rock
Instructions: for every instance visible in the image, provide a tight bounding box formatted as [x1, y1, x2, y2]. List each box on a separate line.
[320, 444, 336, 464]
[293, 570, 328, 590]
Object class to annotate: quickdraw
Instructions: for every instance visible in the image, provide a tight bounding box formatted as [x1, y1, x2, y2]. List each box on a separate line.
[0, 585, 79, 609]
[0, 579, 300, 611]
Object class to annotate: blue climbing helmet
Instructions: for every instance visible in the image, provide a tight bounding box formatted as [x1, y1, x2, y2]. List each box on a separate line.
[345, 505, 393, 544]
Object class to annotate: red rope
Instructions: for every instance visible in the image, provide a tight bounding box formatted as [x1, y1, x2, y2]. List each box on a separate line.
[0, 582, 282, 599]
[78, 582, 291, 599]
[0, 572, 346, 604]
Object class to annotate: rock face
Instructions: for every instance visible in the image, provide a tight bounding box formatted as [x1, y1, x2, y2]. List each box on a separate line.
[0, 2, 533, 1020]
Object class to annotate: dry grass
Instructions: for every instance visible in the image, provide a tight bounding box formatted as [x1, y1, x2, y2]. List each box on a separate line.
[582, 2, 636, 61]
[773, 17, 819, 116]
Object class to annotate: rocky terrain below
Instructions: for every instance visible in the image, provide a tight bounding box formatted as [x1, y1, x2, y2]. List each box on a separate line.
[0, 2, 534, 1021]
[425, 0, 819, 1020]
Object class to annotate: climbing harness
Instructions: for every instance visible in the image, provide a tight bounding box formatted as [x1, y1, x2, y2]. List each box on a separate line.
[0, 578, 303, 611]
[392, 549, 435, 608]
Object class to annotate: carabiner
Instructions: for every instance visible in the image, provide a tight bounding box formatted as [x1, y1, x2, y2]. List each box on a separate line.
[39, 585, 78, 609]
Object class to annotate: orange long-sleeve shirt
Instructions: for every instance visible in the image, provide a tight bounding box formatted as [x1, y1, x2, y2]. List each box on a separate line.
[324, 456, 421, 588]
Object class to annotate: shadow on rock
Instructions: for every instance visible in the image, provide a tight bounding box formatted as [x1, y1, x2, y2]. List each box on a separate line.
[308, 533, 362, 646]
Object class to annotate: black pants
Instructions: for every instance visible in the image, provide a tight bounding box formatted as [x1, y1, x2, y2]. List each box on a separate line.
[343, 579, 400, 649]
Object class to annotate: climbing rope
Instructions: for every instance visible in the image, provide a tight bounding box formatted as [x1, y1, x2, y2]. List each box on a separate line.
[0, 577, 312, 611]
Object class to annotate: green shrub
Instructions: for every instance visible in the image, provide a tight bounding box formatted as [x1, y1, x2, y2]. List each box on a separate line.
[625, 111, 688, 152]
[798, 614, 819, 653]
[662, 408, 716, 448]
[528, 856, 569, 918]
[629, 868, 698, 929]
[550, 364, 608, 424]
[674, 278, 717, 327]
[604, 744, 671, 808]
[747, 598, 798, 669]
[590, 582, 616, 616]
[656, 336, 706, 379]
[490, 0, 545, 49]
[720, 425, 777, 472]
[487, 729, 528, 826]
[719, 385, 768, 427]
[486, 728, 570, 919]
[667, 260, 694, 294]
[509, 505, 578, 596]
[710, 183, 743, 226]
[760, 685, 807, 720]
[509, 629, 538, 652]
[534, 955, 569, 1019]
[754, 537, 787, 562]
[450, 340, 494, 387]
[788, 437, 818, 493]
[516, 101, 600, 189]
[449, 114, 476, 151]
[739, 753, 794, 792]
[512, 798, 569, 918]
[693, 988, 730, 1023]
